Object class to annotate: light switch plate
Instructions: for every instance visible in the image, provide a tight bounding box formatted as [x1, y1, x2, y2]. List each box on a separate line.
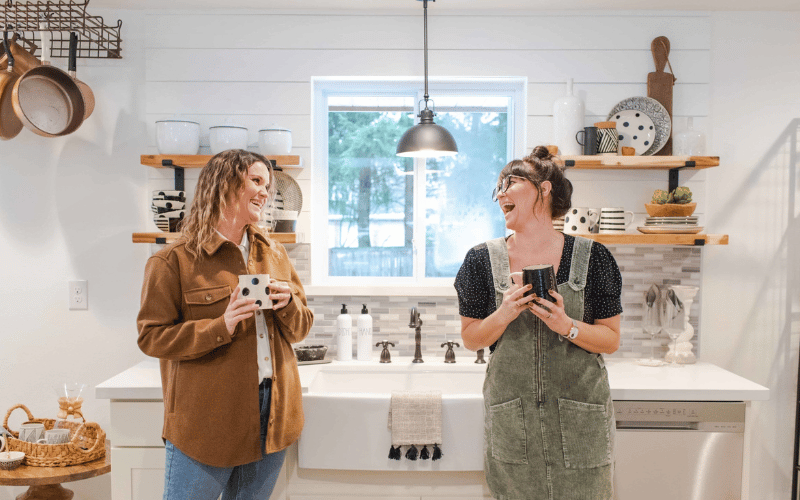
[69, 280, 88, 310]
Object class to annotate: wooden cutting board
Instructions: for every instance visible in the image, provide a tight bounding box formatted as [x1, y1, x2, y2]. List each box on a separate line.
[648, 36, 676, 155]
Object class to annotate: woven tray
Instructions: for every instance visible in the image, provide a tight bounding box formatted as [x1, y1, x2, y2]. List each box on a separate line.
[3, 404, 106, 467]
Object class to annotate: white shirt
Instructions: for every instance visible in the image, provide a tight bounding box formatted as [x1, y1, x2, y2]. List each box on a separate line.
[225, 231, 273, 381]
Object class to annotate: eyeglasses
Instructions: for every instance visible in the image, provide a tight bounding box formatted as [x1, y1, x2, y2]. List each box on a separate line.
[492, 175, 526, 202]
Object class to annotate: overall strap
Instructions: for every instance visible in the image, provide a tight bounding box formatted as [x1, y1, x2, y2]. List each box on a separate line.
[566, 236, 593, 291]
[486, 237, 511, 310]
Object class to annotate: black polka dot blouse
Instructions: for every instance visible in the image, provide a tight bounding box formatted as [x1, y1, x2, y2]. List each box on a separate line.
[454, 234, 623, 351]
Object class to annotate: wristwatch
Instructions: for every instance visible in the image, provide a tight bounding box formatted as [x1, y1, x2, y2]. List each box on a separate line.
[567, 319, 579, 340]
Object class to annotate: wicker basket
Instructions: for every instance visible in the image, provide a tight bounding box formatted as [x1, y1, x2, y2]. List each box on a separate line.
[3, 404, 106, 467]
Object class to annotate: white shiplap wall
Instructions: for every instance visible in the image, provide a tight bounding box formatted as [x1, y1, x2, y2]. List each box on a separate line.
[143, 9, 710, 258]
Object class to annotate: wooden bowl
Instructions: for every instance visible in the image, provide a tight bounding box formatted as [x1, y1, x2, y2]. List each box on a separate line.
[645, 202, 696, 217]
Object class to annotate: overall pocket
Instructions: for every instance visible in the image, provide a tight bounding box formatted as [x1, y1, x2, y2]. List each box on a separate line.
[489, 398, 528, 465]
[558, 398, 612, 469]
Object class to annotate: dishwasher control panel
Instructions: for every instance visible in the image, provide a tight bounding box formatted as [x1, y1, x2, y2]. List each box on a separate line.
[613, 401, 745, 432]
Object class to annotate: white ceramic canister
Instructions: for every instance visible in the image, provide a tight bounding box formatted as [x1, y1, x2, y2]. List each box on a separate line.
[258, 127, 292, 156]
[155, 120, 200, 155]
[552, 78, 584, 156]
[209, 125, 249, 154]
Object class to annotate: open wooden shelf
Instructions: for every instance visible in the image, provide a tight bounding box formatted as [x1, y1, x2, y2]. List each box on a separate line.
[559, 155, 719, 170]
[141, 154, 303, 169]
[582, 233, 727, 246]
[133, 232, 297, 245]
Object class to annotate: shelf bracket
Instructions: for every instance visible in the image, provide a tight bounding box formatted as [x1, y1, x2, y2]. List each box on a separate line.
[668, 161, 695, 192]
[161, 159, 185, 192]
[693, 239, 705, 246]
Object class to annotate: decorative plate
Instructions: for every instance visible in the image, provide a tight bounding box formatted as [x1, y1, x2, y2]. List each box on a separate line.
[637, 226, 703, 234]
[610, 109, 655, 155]
[273, 171, 302, 212]
[608, 97, 671, 155]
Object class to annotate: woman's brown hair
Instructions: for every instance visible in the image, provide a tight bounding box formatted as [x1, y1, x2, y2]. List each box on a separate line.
[497, 145, 573, 219]
[179, 149, 276, 258]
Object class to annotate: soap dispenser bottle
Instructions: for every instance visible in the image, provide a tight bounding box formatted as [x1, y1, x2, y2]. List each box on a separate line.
[336, 304, 352, 361]
[357, 304, 373, 361]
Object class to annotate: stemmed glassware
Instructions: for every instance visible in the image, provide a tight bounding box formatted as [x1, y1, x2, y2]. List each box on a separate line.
[661, 288, 685, 367]
[638, 284, 665, 367]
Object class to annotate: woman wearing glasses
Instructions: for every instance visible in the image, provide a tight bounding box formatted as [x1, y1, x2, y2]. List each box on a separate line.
[454, 146, 622, 499]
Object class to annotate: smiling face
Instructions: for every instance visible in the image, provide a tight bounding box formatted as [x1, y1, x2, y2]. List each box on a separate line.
[229, 161, 271, 227]
[496, 173, 552, 231]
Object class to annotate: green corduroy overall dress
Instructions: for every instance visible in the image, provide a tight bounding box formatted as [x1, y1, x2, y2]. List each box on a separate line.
[483, 236, 614, 500]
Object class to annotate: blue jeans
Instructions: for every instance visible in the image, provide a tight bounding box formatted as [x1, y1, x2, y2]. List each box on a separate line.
[163, 379, 287, 500]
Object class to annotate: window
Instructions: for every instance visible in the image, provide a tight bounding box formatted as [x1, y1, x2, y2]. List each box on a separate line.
[312, 78, 526, 286]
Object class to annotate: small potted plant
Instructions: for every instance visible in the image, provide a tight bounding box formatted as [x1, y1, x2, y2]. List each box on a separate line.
[645, 186, 696, 217]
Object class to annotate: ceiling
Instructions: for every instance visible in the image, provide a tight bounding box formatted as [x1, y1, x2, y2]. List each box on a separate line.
[89, 0, 800, 10]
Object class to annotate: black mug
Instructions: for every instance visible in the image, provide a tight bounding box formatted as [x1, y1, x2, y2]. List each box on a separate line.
[511, 265, 556, 303]
[576, 126, 599, 155]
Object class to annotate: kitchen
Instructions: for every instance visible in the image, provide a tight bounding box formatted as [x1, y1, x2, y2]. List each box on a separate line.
[0, 0, 797, 499]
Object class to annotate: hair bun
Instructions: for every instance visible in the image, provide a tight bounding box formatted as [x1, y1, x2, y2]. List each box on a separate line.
[529, 145, 553, 161]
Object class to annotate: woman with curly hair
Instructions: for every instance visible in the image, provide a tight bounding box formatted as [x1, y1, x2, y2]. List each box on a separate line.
[137, 149, 313, 499]
[455, 146, 622, 499]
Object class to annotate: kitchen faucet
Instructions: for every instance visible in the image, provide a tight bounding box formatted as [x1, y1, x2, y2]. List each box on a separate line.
[409, 307, 423, 363]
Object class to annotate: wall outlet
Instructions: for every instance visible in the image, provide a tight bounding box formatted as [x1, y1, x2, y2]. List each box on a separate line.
[69, 280, 88, 310]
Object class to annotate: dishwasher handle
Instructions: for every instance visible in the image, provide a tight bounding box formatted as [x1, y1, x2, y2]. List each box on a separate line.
[616, 421, 698, 431]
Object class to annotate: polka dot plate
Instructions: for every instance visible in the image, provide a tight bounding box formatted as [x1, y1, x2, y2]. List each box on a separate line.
[607, 96, 671, 155]
[610, 109, 655, 155]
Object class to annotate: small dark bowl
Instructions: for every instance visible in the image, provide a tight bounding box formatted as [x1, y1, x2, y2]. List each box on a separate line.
[274, 220, 296, 233]
[294, 345, 328, 362]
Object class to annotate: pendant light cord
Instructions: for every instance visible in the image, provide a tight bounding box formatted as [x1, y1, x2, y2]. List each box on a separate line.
[422, 0, 429, 106]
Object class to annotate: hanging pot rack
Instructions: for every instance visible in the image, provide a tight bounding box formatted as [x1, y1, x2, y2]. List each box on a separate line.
[1, 0, 122, 59]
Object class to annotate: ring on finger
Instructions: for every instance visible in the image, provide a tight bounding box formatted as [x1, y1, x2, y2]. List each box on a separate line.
[547, 313, 552, 319]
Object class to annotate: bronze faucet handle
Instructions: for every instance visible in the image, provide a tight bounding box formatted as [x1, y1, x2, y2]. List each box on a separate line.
[441, 341, 460, 363]
[475, 348, 486, 364]
[376, 340, 395, 363]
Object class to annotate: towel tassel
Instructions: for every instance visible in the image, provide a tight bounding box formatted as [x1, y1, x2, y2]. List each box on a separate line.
[420, 445, 430, 460]
[405, 444, 419, 461]
[388, 445, 402, 460]
[432, 443, 443, 461]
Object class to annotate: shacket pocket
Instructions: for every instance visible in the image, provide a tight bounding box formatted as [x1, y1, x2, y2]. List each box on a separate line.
[489, 398, 528, 465]
[184, 285, 231, 320]
[558, 398, 612, 469]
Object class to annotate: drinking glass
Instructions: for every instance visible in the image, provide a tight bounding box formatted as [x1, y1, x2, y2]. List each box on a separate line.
[661, 288, 684, 367]
[638, 287, 664, 367]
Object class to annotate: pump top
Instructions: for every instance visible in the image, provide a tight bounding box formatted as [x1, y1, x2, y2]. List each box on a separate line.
[341, 304, 348, 314]
[361, 304, 369, 314]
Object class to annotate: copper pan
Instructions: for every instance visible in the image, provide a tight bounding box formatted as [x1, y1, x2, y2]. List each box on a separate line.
[68, 33, 94, 119]
[0, 31, 23, 140]
[11, 24, 84, 137]
[0, 33, 39, 74]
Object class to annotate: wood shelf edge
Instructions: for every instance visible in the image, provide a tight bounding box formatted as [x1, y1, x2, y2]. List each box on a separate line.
[585, 233, 728, 245]
[132, 232, 297, 244]
[141, 154, 303, 169]
[561, 155, 719, 170]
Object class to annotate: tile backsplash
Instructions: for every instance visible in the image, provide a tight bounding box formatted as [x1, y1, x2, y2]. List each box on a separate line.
[285, 244, 701, 361]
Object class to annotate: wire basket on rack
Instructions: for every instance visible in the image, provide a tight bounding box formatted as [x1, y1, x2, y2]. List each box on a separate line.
[3, 403, 105, 467]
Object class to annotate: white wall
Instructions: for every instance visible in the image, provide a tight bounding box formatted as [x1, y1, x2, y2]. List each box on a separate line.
[704, 11, 800, 498]
[0, 10, 147, 499]
[0, 7, 797, 499]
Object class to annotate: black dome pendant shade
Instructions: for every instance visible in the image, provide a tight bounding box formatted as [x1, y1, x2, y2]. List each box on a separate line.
[396, 0, 458, 158]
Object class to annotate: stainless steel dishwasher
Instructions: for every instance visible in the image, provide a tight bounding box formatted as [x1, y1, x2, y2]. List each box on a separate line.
[613, 401, 745, 500]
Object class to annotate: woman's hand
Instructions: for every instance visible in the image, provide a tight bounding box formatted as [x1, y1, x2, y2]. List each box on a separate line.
[497, 280, 536, 325]
[528, 289, 571, 336]
[224, 286, 259, 335]
[268, 278, 293, 310]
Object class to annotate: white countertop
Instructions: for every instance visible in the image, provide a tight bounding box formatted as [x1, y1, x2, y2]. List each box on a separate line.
[96, 356, 769, 402]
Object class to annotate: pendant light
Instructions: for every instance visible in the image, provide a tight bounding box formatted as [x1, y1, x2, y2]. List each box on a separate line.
[396, 0, 458, 158]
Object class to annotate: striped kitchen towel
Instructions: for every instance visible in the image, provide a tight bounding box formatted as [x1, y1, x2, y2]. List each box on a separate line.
[387, 390, 443, 461]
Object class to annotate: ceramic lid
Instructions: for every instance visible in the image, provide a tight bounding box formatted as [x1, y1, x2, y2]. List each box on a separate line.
[209, 125, 248, 130]
[156, 120, 200, 125]
[259, 128, 291, 132]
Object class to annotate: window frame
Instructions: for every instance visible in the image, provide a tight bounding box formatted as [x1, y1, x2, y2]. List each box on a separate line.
[311, 76, 527, 288]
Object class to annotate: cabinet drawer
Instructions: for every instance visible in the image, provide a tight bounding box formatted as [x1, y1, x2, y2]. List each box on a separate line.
[110, 401, 164, 447]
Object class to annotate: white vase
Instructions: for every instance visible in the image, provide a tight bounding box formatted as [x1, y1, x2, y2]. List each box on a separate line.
[664, 285, 699, 364]
[673, 117, 706, 156]
[552, 78, 584, 156]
